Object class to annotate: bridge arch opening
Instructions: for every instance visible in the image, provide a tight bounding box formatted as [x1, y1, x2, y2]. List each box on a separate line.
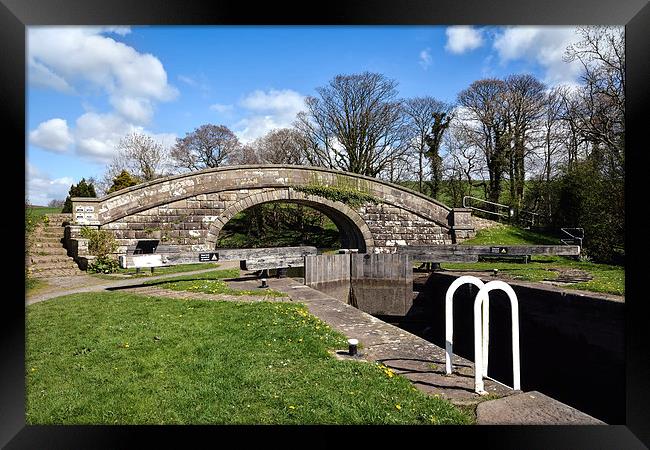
[214, 199, 369, 252]
[206, 190, 374, 253]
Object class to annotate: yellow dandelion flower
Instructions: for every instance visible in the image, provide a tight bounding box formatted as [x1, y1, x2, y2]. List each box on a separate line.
[395, 404, 402, 410]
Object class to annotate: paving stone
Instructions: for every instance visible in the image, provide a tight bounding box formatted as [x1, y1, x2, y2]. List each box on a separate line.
[476, 391, 605, 425]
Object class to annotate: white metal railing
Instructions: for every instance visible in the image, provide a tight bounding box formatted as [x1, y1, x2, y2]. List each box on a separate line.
[445, 278, 521, 395]
[463, 196, 513, 219]
[445, 276, 488, 376]
[462, 196, 539, 227]
[473, 281, 521, 394]
[561, 227, 584, 247]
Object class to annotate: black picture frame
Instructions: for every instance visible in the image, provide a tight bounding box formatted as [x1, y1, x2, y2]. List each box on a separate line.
[4, 0, 648, 447]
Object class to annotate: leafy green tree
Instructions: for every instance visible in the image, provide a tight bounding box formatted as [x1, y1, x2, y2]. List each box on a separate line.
[107, 170, 140, 194]
[62, 178, 97, 213]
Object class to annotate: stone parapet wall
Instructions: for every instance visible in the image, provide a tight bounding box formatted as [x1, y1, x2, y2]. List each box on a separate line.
[97, 187, 456, 255]
[71, 166, 474, 255]
[360, 203, 452, 252]
[102, 188, 275, 251]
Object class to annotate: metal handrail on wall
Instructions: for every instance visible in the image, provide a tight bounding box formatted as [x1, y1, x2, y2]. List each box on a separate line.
[561, 227, 584, 247]
[445, 277, 521, 395]
[462, 196, 513, 219]
[462, 196, 539, 227]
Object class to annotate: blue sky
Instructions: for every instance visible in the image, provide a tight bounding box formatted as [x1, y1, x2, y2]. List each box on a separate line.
[26, 25, 587, 205]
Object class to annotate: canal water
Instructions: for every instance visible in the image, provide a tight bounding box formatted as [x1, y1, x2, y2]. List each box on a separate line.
[376, 272, 625, 424]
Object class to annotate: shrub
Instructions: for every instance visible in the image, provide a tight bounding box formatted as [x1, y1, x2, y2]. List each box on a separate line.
[87, 256, 120, 274]
[79, 227, 119, 273]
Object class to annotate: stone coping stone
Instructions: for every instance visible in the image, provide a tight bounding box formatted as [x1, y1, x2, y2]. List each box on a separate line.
[476, 390, 606, 425]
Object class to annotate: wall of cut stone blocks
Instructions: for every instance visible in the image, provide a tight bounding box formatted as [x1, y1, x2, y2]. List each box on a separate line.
[98, 187, 457, 255]
[359, 203, 453, 252]
[101, 187, 277, 253]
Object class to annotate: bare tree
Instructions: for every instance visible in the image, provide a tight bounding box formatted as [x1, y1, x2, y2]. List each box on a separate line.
[253, 128, 307, 165]
[296, 72, 408, 177]
[170, 124, 240, 171]
[503, 74, 546, 211]
[540, 86, 569, 184]
[47, 199, 65, 208]
[230, 143, 262, 165]
[98, 132, 169, 195]
[402, 97, 452, 194]
[564, 26, 624, 174]
[444, 123, 486, 203]
[557, 86, 587, 167]
[115, 133, 168, 181]
[456, 78, 510, 204]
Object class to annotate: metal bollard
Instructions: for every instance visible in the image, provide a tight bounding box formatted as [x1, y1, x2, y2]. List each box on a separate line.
[348, 338, 358, 356]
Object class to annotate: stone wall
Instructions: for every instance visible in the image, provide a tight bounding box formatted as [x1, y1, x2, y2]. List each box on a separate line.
[99, 187, 459, 255]
[359, 203, 452, 251]
[101, 188, 276, 253]
[71, 166, 475, 256]
[304, 253, 414, 316]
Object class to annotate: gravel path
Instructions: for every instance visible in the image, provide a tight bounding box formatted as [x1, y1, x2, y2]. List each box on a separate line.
[25, 261, 241, 306]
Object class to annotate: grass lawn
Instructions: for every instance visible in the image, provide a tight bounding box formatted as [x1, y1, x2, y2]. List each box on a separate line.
[144, 268, 288, 297]
[438, 224, 625, 296]
[26, 292, 472, 425]
[27, 206, 62, 222]
[26, 277, 48, 294]
[460, 223, 561, 245]
[90, 262, 223, 280]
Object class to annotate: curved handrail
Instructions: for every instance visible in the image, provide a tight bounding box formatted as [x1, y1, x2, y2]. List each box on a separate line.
[445, 276, 487, 375]
[473, 280, 521, 394]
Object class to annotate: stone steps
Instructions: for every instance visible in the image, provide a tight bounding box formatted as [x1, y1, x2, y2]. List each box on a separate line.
[29, 260, 80, 271]
[29, 254, 74, 264]
[44, 214, 72, 221]
[29, 236, 64, 244]
[32, 227, 64, 233]
[29, 268, 84, 278]
[26, 213, 84, 278]
[32, 233, 65, 240]
[28, 246, 69, 256]
[30, 241, 68, 249]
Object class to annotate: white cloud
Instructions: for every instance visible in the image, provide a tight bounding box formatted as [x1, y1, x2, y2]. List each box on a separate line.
[178, 74, 211, 95]
[234, 115, 287, 144]
[445, 26, 484, 54]
[109, 96, 154, 123]
[493, 26, 583, 85]
[210, 103, 235, 114]
[27, 27, 180, 164]
[28, 26, 178, 125]
[235, 89, 306, 142]
[26, 163, 75, 206]
[28, 60, 74, 93]
[29, 118, 74, 153]
[240, 89, 305, 114]
[72, 112, 177, 164]
[419, 48, 432, 69]
[73, 112, 142, 162]
[102, 26, 132, 36]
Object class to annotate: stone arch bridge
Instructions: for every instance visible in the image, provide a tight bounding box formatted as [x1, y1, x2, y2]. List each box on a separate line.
[69, 165, 475, 255]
